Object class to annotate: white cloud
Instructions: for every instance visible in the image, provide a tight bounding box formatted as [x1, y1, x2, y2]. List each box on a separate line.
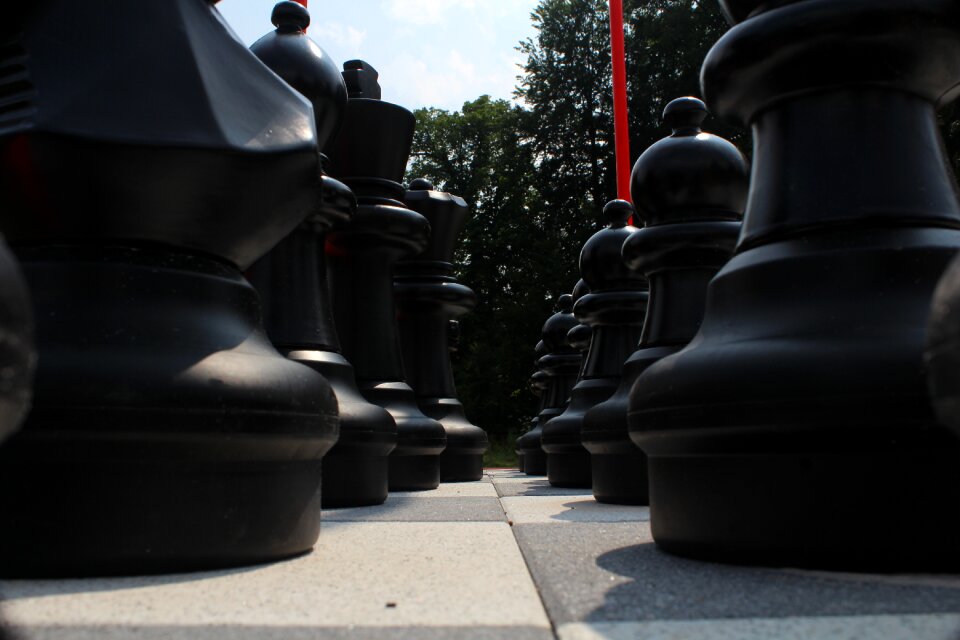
[311, 22, 367, 54]
[382, 0, 478, 24]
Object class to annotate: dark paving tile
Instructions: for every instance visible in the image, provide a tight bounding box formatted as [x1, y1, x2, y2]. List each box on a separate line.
[513, 522, 960, 626]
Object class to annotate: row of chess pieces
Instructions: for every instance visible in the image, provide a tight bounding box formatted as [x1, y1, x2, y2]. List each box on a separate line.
[0, 1, 486, 577]
[515, 0, 960, 572]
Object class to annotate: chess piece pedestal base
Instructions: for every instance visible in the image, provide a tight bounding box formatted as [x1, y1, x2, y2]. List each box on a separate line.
[286, 350, 396, 508]
[648, 435, 960, 571]
[583, 347, 677, 505]
[519, 445, 546, 476]
[544, 378, 616, 488]
[0, 246, 338, 577]
[632, 229, 960, 570]
[420, 398, 486, 481]
[359, 381, 444, 491]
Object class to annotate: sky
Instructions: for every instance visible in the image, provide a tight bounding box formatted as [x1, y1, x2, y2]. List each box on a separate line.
[217, 0, 541, 113]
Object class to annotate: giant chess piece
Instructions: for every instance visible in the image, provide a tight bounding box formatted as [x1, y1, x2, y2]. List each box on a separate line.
[246, 2, 397, 508]
[397, 179, 488, 481]
[543, 203, 645, 488]
[583, 98, 746, 505]
[0, 0, 340, 577]
[0, 236, 32, 445]
[326, 62, 447, 491]
[520, 295, 581, 475]
[927, 256, 960, 437]
[516, 341, 549, 474]
[630, 0, 960, 569]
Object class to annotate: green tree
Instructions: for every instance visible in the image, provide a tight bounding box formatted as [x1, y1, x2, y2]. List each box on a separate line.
[408, 97, 549, 446]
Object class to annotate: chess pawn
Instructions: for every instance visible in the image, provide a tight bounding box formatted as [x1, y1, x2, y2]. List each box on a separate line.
[516, 341, 549, 474]
[0, 0, 340, 576]
[523, 294, 582, 476]
[0, 236, 33, 445]
[583, 98, 746, 505]
[246, 2, 397, 508]
[326, 61, 447, 491]
[542, 203, 646, 488]
[631, 0, 960, 569]
[396, 179, 488, 481]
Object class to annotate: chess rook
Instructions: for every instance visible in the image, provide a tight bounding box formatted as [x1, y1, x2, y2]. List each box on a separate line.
[326, 61, 447, 491]
[583, 98, 746, 505]
[397, 179, 488, 481]
[630, 0, 960, 569]
[246, 2, 397, 508]
[0, 0, 339, 576]
[542, 203, 645, 488]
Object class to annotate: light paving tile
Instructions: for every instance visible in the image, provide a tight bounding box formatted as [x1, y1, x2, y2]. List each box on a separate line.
[2, 522, 551, 639]
[501, 495, 649, 524]
[557, 615, 960, 640]
[389, 482, 498, 498]
[323, 496, 505, 522]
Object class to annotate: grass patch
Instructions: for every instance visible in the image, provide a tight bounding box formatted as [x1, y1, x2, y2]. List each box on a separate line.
[483, 432, 519, 469]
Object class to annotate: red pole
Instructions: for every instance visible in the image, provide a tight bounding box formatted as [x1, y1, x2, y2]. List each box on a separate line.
[608, 0, 632, 207]
[292, 0, 307, 5]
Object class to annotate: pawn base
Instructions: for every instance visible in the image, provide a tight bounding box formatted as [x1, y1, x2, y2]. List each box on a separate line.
[547, 451, 592, 488]
[322, 453, 391, 508]
[591, 452, 649, 505]
[0, 454, 322, 578]
[521, 448, 547, 476]
[440, 452, 484, 482]
[390, 454, 441, 491]
[648, 445, 960, 571]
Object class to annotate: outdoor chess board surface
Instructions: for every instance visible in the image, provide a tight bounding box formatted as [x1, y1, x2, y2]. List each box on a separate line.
[2, 469, 960, 639]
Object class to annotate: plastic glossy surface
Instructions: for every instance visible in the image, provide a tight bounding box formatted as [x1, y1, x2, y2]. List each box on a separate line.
[0, 0, 338, 577]
[583, 98, 746, 505]
[630, 0, 960, 570]
[542, 204, 646, 489]
[326, 62, 447, 491]
[397, 180, 488, 481]
[246, 4, 396, 508]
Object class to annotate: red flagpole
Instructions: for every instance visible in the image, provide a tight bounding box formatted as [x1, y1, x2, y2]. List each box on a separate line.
[608, 0, 632, 207]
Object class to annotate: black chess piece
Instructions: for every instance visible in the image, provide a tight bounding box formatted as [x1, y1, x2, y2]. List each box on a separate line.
[326, 62, 447, 491]
[246, 2, 397, 508]
[927, 255, 960, 439]
[396, 179, 488, 481]
[524, 294, 582, 476]
[630, 0, 960, 569]
[542, 203, 645, 488]
[582, 98, 746, 505]
[0, 0, 340, 577]
[516, 342, 549, 474]
[0, 235, 32, 445]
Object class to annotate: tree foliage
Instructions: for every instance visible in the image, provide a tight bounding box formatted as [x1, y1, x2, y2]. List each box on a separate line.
[406, 0, 960, 441]
[407, 0, 732, 439]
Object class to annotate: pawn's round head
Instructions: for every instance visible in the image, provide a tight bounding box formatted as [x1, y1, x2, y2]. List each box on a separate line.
[541, 294, 578, 352]
[579, 200, 642, 291]
[272, 1, 310, 32]
[603, 199, 634, 228]
[630, 97, 748, 227]
[408, 178, 435, 192]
